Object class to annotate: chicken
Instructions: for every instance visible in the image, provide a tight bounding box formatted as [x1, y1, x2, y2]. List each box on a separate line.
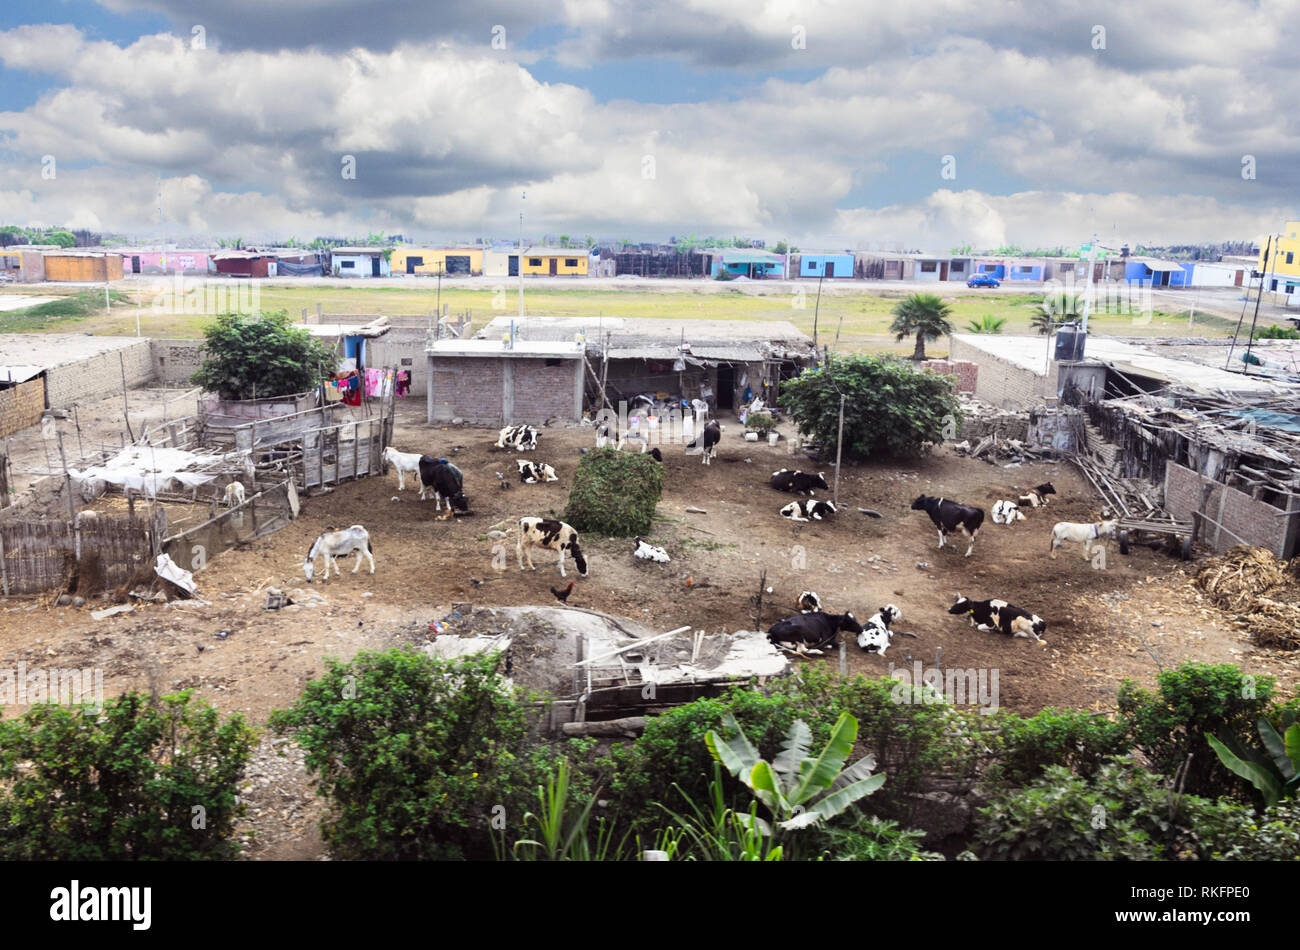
[550, 581, 575, 603]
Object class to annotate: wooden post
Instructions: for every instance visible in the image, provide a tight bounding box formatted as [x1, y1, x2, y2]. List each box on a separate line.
[839, 639, 846, 677]
[352, 422, 360, 481]
[833, 393, 846, 506]
[73, 405, 84, 459]
[56, 432, 77, 526]
[119, 351, 135, 442]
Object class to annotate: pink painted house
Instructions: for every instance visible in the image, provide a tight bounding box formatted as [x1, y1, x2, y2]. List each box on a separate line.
[119, 249, 214, 275]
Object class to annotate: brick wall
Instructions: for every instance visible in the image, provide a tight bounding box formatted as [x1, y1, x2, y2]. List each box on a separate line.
[511, 358, 580, 422]
[366, 329, 428, 396]
[431, 356, 504, 423]
[920, 359, 978, 393]
[949, 337, 1058, 409]
[0, 378, 46, 437]
[44, 340, 153, 409]
[1164, 460, 1295, 557]
[151, 338, 207, 387]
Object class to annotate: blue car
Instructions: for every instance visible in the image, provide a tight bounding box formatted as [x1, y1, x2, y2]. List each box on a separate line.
[967, 273, 1001, 288]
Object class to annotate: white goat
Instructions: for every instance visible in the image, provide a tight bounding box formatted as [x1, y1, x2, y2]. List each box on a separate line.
[303, 525, 375, 582]
[383, 447, 425, 493]
[1050, 520, 1118, 559]
[223, 482, 246, 508]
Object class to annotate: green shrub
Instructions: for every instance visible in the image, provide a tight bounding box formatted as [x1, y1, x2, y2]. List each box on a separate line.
[987, 708, 1131, 787]
[270, 648, 560, 860]
[1118, 663, 1276, 799]
[975, 758, 1256, 861]
[562, 447, 664, 536]
[1214, 799, 1300, 860]
[1253, 324, 1300, 340]
[745, 412, 777, 434]
[192, 310, 336, 400]
[820, 815, 945, 861]
[778, 354, 961, 459]
[0, 691, 256, 860]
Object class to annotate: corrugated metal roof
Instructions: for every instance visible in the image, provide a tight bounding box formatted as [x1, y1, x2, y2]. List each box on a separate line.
[1138, 259, 1192, 272]
[0, 365, 44, 383]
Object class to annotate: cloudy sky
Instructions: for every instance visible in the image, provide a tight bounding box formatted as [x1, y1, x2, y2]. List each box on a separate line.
[0, 0, 1296, 250]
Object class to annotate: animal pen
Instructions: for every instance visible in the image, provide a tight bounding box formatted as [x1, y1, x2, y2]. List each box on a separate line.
[0, 511, 164, 596]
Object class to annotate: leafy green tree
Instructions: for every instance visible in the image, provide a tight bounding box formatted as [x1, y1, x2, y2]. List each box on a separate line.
[0, 691, 256, 860]
[949, 243, 973, 255]
[271, 648, 558, 860]
[773, 240, 789, 255]
[965, 314, 1006, 334]
[778, 354, 961, 459]
[192, 310, 336, 400]
[1118, 663, 1277, 799]
[890, 293, 955, 360]
[558, 234, 570, 248]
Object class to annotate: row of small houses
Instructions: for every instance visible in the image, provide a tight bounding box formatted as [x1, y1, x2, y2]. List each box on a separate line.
[0, 242, 1258, 288]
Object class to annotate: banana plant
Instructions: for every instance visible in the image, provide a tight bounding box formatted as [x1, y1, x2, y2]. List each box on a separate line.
[704, 712, 885, 834]
[1206, 710, 1300, 808]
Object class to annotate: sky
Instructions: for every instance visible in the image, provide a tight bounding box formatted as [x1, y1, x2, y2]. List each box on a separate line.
[0, 0, 1296, 250]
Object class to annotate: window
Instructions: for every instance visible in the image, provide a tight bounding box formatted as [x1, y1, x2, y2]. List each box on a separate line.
[341, 260, 355, 268]
[808, 260, 817, 268]
[545, 358, 563, 367]
[1288, 252, 1294, 264]
[921, 261, 937, 272]
[950, 261, 965, 272]
[529, 258, 541, 266]
[401, 358, 412, 366]
[565, 258, 578, 267]
[1059, 263, 1075, 273]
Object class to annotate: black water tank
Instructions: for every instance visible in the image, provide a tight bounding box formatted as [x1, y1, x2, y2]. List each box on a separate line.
[1055, 327, 1086, 361]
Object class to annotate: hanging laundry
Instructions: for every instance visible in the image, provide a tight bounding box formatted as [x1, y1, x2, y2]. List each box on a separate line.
[364, 368, 382, 397]
[343, 383, 362, 407]
[395, 370, 411, 397]
[324, 379, 343, 402]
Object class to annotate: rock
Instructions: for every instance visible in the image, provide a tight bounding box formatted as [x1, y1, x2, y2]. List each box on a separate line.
[72, 596, 85, 607]
[90, 604, 134, 620]
[685, 506, 707, 514]
[452, 417, 465, 425]
[56, 594, 72, 606]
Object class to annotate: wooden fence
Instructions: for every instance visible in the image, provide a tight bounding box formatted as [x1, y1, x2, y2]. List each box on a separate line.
[0, 511, 163, 596]
[161, 478, 299, 574]
[301, 417, 389, 489]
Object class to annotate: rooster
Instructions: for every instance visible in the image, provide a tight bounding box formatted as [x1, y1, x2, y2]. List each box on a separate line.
[550, 581, 575, 604]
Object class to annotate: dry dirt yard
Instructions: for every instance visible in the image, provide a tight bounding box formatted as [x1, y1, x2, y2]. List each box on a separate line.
[1, 399, 1296, 859]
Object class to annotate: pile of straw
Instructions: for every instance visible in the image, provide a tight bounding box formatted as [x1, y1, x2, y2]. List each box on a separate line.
[1248, 597, 1300, 650]
[1195, 545, 1287, 612]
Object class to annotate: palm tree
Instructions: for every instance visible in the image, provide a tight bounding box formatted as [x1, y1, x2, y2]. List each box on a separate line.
[890, 293, 955, 360]
[965, 314, 1007, 334]
[1035, 290, 1083, 336]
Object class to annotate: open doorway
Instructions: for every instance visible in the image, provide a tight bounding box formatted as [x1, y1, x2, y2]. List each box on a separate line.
[716, 364, 735, 410]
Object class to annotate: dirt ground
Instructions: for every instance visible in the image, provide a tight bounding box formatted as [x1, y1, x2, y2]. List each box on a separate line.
[1, 397, 1297, 859]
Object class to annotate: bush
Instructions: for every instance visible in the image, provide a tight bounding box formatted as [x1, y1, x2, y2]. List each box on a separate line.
[270, 648, 560, 860]
[1215, 799, 1300, 860]
[975, 758, 1257, 861]
[192, 310, 337, 400]
[562, 447, 664, 536]
[819, 815, 945, 861]
[1254, 324, 1300, 340]
[986, 708, 1131, 787]
[0, 691, 256, 860]
[745, 412, 777, 434]
[778, 354, 961, 460]
[1118, 663, 1276, 799]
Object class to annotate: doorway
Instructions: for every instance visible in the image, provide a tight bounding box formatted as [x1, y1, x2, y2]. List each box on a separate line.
[508, 255, 519, 277]
[716, 364, 735, 410]
[825, 261, 835, 278]
[371, 256, 381, 277]
[131, 256, 141, 274]
[549, 258, 558, 276]
[406, 256, 422, 274]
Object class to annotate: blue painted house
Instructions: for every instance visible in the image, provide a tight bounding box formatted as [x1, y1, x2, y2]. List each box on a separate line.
[1005, 261, 1045, 281]
[1124, 259, 1193, 287]
[973, 260, 1006, 279]
[799, 251, 854, 278]
[707, 249, 785, 279]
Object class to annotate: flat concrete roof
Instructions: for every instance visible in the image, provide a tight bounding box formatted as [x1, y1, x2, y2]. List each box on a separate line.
[0, 334, 144, 381]
[952, 333, 1287, 395]
[427, 339, 584, 359]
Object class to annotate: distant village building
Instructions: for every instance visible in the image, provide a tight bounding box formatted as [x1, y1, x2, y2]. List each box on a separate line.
[330, 247, 390, 278]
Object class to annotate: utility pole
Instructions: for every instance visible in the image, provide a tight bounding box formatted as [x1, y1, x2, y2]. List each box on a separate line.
[832, 392, 846, 506]
[1080, 232, 1098, 335]
[518, 192, 525, 318]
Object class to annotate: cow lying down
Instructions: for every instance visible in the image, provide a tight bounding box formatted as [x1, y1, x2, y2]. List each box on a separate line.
[1018, 482, 1057, 508]
[856, 605, 901, 655]
[949, 594, 1046, 645]
[991, 500, 1025, 525]
[770, 469, 829, 495]
[767, 611, 862, 656]
[780, 499, 837, 522]
[516, 460, 558, 483]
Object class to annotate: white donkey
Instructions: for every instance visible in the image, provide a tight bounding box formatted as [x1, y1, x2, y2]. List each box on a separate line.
[304, 525, 375, 582]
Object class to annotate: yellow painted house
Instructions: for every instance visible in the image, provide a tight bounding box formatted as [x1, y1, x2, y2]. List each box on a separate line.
[391, 247, 484, 276]
[1260, 221, 1300, 293]
[521, 246, 589, 276]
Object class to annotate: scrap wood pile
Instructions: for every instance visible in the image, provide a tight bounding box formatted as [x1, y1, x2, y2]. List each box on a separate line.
[953, 434, 1047, 465]
[953, 395, 1040, 464]
[1195, 545, 1300, 649]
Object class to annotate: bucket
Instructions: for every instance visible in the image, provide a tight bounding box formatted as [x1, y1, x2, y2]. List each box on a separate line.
[768, 432, 779, 446]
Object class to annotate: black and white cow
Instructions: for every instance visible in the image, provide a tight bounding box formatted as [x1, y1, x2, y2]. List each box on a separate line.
[687, 419, 722, 465]
[780, 499, 837, 522]
[796, 590, 822, 613]
[948, 594, 1047, 644]
[991, 500, 1026, 525]
[517, 517, 588, 577]
[770, 469, 830, 495]
[1018, 482, 1057, 508]
[767, 611, 863, 656]
[418, 456, 468, 520]
[496, 425, 538, 451]
[911, 494, 985, 557]
[516, 460, 559, 483]
[856, 605, 902, 654]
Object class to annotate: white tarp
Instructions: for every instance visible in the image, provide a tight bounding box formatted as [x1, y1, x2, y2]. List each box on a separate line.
[154, 553, 196, 595]
[70, 445, 241, 498]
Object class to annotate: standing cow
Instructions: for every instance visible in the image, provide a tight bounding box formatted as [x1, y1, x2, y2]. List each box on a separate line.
[911, 494, 985, 557]
[418, 456, 468, 520]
